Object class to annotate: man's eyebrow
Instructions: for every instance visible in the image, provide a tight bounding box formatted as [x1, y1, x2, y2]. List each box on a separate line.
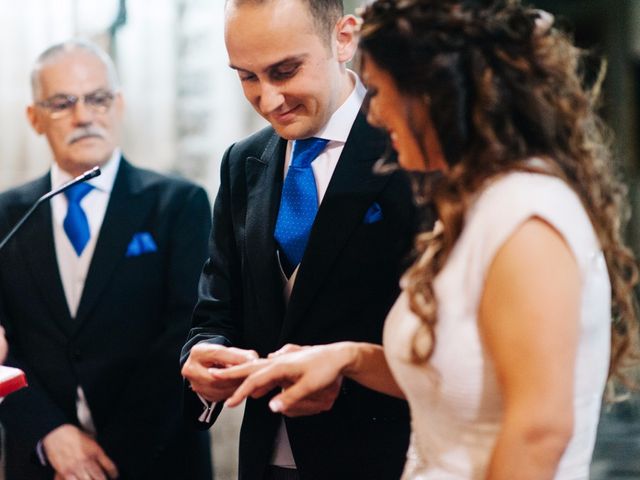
[229, 54, 308, 74]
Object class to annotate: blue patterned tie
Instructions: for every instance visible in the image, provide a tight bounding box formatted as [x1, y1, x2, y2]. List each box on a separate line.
[63, 182, 94, 256]
[274, 137, 329, 276]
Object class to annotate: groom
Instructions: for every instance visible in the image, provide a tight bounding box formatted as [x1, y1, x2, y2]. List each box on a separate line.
[181, 0, 426, 478]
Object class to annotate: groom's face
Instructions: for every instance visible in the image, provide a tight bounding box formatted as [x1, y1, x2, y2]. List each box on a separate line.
[224, 0, 345, 140]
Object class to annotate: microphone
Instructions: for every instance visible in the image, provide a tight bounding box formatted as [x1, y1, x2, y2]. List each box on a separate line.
[0, 166, 101, 252]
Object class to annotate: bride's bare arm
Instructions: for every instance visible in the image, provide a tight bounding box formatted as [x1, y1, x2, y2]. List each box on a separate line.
[481, 218, 579, 480]
[215, 341, 404, 416]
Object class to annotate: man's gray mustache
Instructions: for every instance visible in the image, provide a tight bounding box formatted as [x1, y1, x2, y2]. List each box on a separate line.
[66, 128, 106, 144]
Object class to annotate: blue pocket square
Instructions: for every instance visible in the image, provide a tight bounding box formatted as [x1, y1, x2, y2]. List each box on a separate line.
[363, 202, 383, 224]
[125, 232, 158, 257]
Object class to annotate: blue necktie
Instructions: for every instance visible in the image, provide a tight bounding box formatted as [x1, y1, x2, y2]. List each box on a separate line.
[274, 137, 329, 276]
[63, 183, 94, 256]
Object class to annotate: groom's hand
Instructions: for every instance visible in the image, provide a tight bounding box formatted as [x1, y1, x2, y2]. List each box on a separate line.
[181, 343, 258, 402]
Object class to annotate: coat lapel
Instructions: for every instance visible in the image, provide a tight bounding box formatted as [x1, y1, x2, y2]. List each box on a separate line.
[74, 159, 155, 329]
[17, 176, 74, 334]
[245, 133, 287, 333]
[280, 114, 393, 340]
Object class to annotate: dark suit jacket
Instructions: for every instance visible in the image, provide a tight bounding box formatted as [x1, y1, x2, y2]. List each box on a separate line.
[182, 114, 421, 479]
[0, 158, 212, 479]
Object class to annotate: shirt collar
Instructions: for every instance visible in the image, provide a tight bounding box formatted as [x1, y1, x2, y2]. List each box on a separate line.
[51, 148, 121, 194]
[313, 70, 366, 144]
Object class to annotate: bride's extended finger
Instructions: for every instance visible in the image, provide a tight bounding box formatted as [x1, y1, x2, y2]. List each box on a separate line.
[225, 365, 291, 407]
[224, 375, 272, 407]
[268, 378, 314, 414]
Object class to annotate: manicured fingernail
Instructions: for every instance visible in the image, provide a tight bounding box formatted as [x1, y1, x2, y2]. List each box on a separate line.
[269, 399, 283, 412]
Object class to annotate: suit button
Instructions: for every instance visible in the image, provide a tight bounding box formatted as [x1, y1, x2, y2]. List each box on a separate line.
[73, 350, 82, 361]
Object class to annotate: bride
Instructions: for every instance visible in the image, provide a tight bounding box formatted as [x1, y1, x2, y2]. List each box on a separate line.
[216, 1, 639, 478]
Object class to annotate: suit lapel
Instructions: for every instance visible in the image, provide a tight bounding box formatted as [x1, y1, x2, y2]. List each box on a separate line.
[245, 133, 287, 333]
[17, 175, 75, 334]
[74, 159, 154, 329]
[280, 114, 392, 341]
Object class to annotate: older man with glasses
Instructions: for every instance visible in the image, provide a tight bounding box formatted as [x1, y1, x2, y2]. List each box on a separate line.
[0, 40, 213, 480]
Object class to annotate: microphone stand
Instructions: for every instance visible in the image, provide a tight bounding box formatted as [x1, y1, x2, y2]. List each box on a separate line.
[0, 166, 101, 252]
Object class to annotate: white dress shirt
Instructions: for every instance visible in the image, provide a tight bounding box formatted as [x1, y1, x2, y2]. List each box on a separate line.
[279, 71, 367, 297]
[272, 71, 366, 468]
[50, 149, 121, 434]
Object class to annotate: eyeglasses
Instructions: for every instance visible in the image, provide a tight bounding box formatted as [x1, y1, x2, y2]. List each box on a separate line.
[36, 90, 115, 119]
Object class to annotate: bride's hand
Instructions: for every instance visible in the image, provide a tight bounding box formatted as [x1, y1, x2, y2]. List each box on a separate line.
[214, 343, 354, 416]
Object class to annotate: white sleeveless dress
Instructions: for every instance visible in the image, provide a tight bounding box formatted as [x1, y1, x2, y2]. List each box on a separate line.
[383, 172, 611, 479]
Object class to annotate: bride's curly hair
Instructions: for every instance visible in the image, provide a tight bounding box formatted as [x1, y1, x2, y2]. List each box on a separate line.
[359, 0, 639, 387]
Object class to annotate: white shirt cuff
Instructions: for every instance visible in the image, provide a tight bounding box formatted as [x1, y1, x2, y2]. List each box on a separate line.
[36, 439, 48, 466]
[196, 393, 216, 423]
